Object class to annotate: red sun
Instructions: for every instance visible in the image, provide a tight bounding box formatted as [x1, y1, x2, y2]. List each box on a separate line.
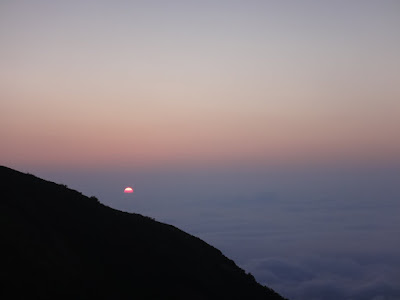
[124, 187, 134, 193]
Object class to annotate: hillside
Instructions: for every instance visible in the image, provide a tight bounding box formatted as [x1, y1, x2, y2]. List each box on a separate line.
[0, 166, 286, 299]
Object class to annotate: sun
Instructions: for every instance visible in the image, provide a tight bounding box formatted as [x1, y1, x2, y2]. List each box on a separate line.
[124, 187, 134, 193]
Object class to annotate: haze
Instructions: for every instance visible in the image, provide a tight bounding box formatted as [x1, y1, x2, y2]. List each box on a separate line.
[1, 1, 399, 299]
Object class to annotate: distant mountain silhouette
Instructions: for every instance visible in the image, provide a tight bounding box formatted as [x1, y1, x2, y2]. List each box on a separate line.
[0, 166, 287, 299]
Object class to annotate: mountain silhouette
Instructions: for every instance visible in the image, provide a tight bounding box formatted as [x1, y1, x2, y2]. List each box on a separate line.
[0, 166, 287, 299]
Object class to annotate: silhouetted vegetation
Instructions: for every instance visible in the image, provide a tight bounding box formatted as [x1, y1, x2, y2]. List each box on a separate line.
[90, 195, 100, 203]
[0, 166, 287, 300]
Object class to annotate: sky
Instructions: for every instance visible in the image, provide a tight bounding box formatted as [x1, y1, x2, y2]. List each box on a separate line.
[1, 0, 400, 170]
[1, 1, 400, 299]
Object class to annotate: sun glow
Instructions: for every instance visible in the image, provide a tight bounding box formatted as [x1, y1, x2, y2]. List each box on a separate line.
[124, 187, 134, 193]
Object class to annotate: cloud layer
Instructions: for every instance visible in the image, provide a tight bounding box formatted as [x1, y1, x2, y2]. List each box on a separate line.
[33, 166, 400, 300]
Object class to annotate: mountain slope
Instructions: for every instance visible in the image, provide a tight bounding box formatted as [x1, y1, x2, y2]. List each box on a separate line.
[0, 166, 286, 299]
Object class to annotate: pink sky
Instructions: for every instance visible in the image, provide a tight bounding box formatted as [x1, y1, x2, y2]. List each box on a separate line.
[1, 1, 399, 170]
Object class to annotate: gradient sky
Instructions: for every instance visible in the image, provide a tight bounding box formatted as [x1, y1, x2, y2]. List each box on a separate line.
[1, 2, 400, 300]
[2, 0, 400, 170]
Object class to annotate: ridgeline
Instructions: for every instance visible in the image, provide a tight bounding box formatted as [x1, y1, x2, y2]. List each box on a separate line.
[0, 166, 286, 299]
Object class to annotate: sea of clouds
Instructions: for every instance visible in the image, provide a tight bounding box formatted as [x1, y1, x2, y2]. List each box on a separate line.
[40, 166, 400, 300]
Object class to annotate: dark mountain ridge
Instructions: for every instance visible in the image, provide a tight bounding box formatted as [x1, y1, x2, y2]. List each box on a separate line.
[0, 166, 286, 299]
